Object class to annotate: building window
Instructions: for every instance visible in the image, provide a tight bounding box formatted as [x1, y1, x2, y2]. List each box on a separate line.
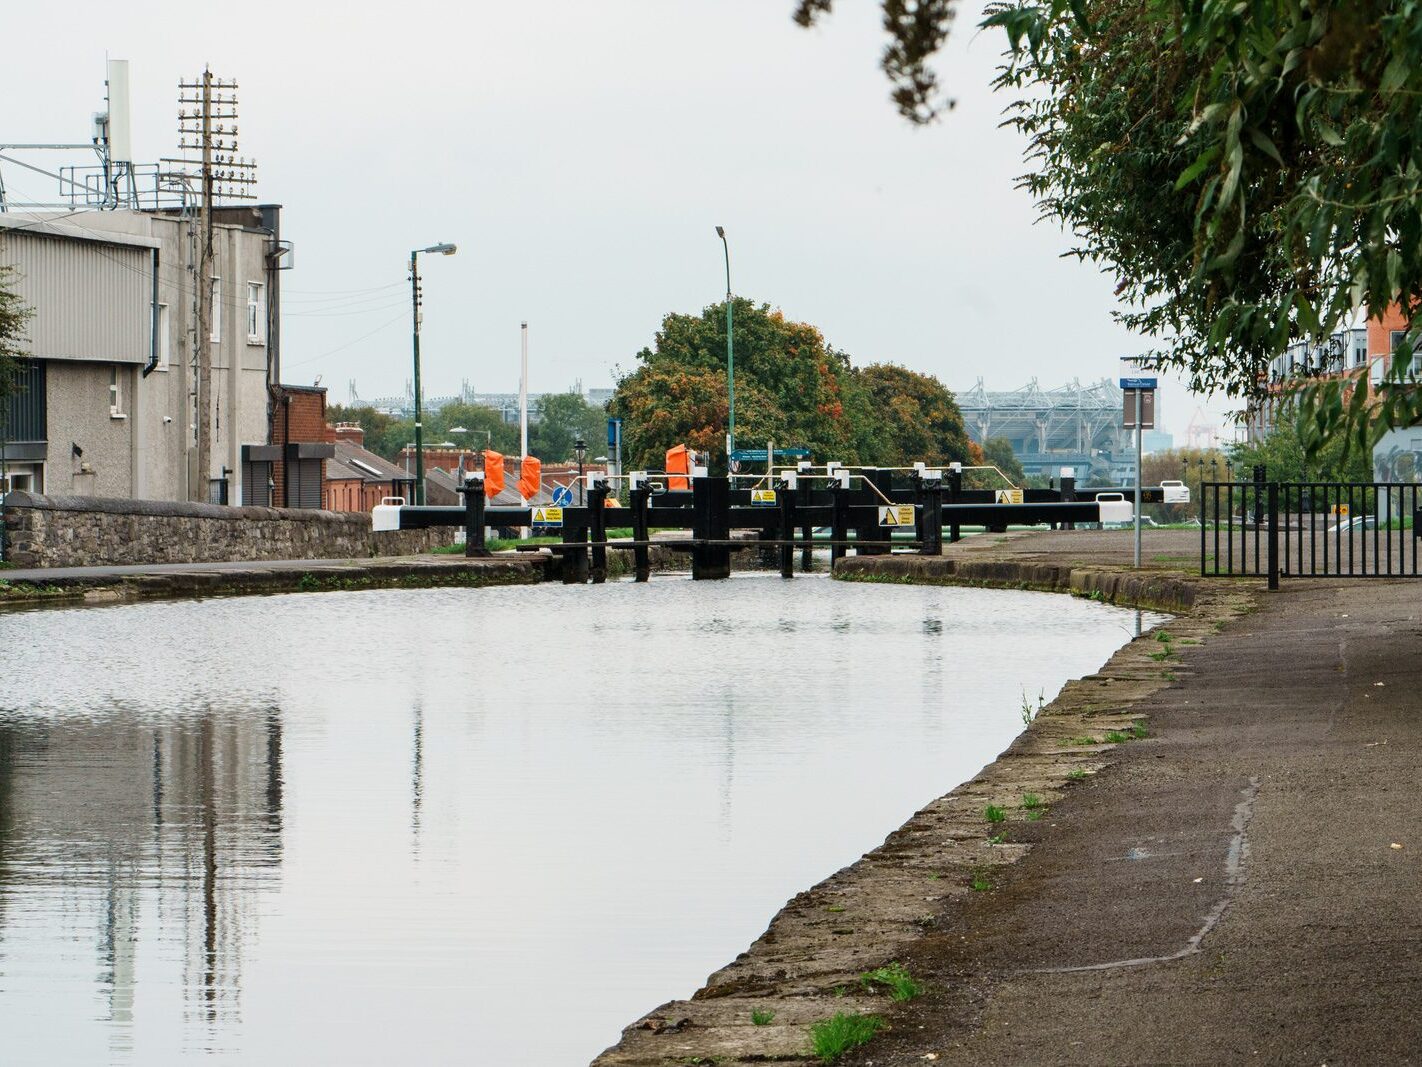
[210, 277, 221, 342]
[247, 282, 266, 345]
[109, 366, 126, 418]
[157, 303, 170, 370]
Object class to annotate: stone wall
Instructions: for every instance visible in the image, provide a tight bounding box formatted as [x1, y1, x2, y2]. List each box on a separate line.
[1, 491, 454, 568]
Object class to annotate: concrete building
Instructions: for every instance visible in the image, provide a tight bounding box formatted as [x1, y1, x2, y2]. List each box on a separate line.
[0, 206, 287, 504]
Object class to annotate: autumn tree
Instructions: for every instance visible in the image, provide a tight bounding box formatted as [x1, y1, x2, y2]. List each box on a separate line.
[613, 299, 876, 469]
[856, 362, 974, 467]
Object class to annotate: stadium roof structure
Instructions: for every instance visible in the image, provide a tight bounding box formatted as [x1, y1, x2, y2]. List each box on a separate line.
[955, 377, 1134, 480]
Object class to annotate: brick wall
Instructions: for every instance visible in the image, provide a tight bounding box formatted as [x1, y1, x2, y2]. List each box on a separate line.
[2, 491, 455, 568]
[271, 386, 328, 507]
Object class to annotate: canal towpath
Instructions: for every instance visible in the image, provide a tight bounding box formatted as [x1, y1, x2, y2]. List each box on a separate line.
[599, 529, 1422, 1065]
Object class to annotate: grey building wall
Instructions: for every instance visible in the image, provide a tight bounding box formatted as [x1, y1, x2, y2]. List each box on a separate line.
[45, 361, 135, 497]
[0, 211, 277, 504]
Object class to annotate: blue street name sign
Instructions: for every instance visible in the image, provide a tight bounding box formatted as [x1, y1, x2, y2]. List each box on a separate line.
[1119, 377, 1158, 390]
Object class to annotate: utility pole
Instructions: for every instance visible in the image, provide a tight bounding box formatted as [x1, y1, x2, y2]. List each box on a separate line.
[519, 321, 529, 460]
[715, 226, 734, 466]
[173, 69, 254, 502]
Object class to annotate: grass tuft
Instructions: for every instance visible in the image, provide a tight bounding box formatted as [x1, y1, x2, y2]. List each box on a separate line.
[860, 961, 922, 1002]
[809, 1012, 883, 1063]
[751, 1009, 775, 1026]
[984, 804, 1006, 823]
[1021, 793, 1042, 810]
[1066, 768, 1088, 781]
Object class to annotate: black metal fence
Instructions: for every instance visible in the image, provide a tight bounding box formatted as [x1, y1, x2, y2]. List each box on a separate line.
[1202, 480, 1422, 587]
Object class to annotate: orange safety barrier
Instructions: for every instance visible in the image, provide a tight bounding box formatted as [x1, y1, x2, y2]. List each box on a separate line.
[666, 444, 691, 491]
[518, 456, 542, 501]
[483, 450, 505, 499]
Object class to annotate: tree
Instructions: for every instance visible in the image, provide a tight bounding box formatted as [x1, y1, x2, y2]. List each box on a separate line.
[530, 391, 607, 463]
[1142, 446, 1230, 521]
[795, 1, 1422, 455]
[0, 265, 27, 402]
[1229, 412, 1372, 486]
[856, 362, 974, 467]
[615, 299, 877, 468]
[978, 436, 1026, 487]
[610, 364, 788, 472]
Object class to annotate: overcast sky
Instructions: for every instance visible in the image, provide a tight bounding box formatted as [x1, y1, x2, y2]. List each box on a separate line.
[0, 0, 1233, 443]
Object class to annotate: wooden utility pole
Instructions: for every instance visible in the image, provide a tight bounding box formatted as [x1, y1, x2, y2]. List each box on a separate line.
[173, 69, 255, 501]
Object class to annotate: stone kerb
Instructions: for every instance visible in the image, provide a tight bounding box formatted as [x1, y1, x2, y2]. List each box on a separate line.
[2, 491, 450, 567]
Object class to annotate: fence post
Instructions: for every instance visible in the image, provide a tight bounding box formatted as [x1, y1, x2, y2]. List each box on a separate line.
[1253, 464, 1266, 529]
[830, 474, 850, 566]
[947, 464, 963, 544]
[629, 478, 651, 582]
[778, 475, 796, 579]
[459, 475, 488, 557]
[1267, 481, 1279, 590]
[588, 477, 609, 584]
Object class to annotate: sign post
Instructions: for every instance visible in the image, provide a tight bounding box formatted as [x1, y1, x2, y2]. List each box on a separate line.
[1120, 374, 1158, 568]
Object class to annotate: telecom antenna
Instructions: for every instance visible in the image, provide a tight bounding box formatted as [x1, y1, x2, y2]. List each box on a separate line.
[163, 68, 257, 500]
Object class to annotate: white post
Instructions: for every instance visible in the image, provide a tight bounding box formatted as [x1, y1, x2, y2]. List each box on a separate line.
[519, 321, 529, 460]
[1134, 389, 1143, 568]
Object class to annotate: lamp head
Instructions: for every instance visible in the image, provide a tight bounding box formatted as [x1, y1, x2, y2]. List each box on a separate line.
[715, 226, 725, 239]
[416, 242, 457, 256]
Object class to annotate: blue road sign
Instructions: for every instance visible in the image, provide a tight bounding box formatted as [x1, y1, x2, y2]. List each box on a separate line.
[607, 417, 622, 448]
[1120, 377, 1158, 390]
[551, 484, 574, 507]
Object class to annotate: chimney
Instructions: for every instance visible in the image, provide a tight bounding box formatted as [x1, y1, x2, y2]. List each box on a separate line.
[332, 422, 366, 447]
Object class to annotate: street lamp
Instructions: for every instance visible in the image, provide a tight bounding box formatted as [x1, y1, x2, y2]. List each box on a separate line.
[715, 225, 734, 467]
[409, 242, 457, 504]
[575, 437, 587, 505]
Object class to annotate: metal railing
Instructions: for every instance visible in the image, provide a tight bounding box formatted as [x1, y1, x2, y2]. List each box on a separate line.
[1202, 480, 1421, 587]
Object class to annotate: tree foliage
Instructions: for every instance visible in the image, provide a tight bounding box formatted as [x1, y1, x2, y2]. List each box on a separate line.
[0, 264, 29, 403]
[796, 0, 1422, 456]
[610, 300, 978, 473]
[857, 362, 975, 466]
[978, 436, 1027, 486]
[1229, 409, 1373, 484]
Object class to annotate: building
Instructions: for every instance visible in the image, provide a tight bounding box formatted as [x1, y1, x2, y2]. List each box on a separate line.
[324, 423, 415, 511]
[956, 378, 1134, 482]
[0, 206, 289, 504]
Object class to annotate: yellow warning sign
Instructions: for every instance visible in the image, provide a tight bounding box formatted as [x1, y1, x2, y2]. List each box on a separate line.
[531, 506, 564, 527]
[878, 504, 916, 527]
[994, 489, 1024, 505]
[750, 488, 778, 506]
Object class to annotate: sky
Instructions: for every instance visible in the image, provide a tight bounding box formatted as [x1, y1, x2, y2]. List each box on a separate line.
[0, 0, 1235, 444]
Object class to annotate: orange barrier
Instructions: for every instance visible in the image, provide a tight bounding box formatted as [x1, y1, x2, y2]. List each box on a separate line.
[518, 456, 542, 501]
[483, 450, 505, 499]
[666, 444, 691, 491]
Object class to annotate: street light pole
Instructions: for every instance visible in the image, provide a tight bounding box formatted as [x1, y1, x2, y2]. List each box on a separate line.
[715, 226, 734, 466]
[409, 242, 457, 505]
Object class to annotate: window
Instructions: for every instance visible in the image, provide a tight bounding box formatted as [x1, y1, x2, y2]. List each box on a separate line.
[156, 303, 170, 370]
[109, 366, 126, 418]
[246, 282, 266, 345]
[210, 277, 221, 342]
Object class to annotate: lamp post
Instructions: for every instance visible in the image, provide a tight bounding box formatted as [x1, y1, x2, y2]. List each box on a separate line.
[575, 438, 587, 505]
[409, 242, 457, 504]
[715, 226, 734, 467]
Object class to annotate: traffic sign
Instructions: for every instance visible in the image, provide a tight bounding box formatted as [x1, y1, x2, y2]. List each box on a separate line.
[878, 504, 915, 527]
[551, 484, 574, 508]
[531, 506, 564, 528]
[1119, 376, 1158, 390]
[994, 489, 1024, 505]
[750, 488, 778, 506]
[729, 447, 811, 462]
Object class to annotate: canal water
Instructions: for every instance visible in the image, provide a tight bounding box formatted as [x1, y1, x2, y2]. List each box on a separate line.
[0, 574, 1163, 1064]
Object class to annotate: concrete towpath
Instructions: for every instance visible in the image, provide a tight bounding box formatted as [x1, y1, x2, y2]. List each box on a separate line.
[598, 528, 1422, 1065]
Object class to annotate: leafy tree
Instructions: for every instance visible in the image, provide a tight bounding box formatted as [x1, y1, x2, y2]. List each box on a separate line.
[424, 401, 519, 455]
[617, 299, 876, 468]
[794, 1, 1422, 455]
[1230, 411, 1372, 485]
[0, 265, 28, 402]
[530, 391, 607, 463]
[856, 362, 974, 467]
[1142, 446, 1230, 520]
[978, 436, 1027, 486]
[610, 364, 787, 472]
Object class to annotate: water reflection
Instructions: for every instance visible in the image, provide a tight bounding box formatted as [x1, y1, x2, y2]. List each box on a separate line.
[0, 706, 282, 1058]
[0, 575, 1164, 1065]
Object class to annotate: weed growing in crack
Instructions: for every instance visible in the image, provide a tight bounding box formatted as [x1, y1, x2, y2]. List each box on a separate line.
[984, 804, 1006, 823]
[860, 962, 922, 1002]
[751, 1009, 774, 1026]
[809, 1013, 883, 1063]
